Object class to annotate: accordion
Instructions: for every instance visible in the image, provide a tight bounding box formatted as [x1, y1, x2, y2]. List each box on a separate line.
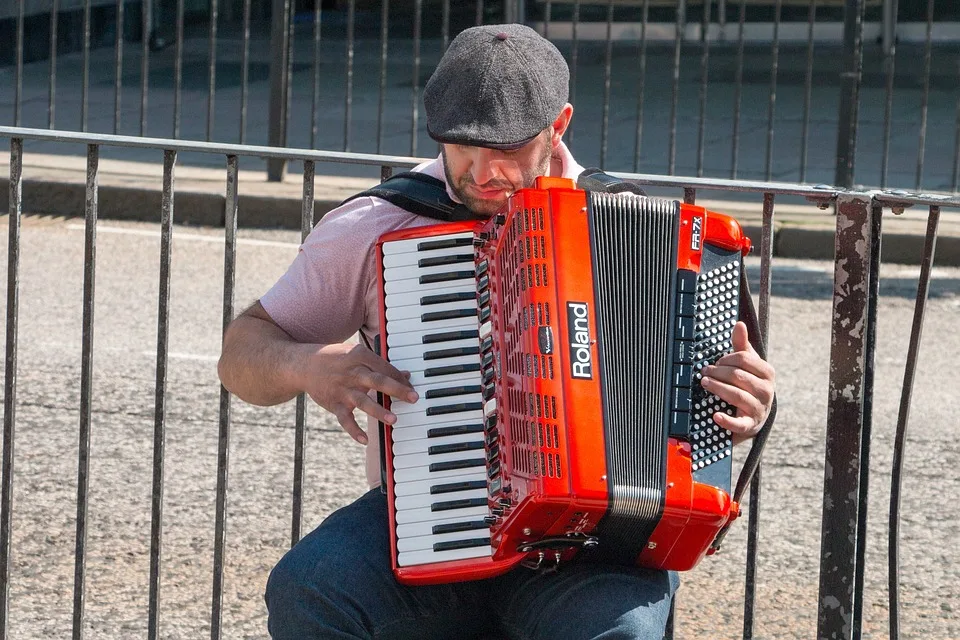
[376, 176, 753, 585]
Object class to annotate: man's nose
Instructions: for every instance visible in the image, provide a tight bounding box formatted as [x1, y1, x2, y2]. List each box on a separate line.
[471, 148, 503, 185]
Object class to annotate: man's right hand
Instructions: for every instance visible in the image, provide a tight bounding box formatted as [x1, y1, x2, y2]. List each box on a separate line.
[300, 343, 419, 445]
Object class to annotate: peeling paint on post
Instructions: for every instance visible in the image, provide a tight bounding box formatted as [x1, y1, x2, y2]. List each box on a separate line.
[819, 192, 874, 640]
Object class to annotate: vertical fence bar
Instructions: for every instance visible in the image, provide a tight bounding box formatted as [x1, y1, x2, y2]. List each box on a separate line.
[410, 0, 423, 157]
[818, 192, 874, 640]
[600, 0, 614, 169]
[914, 0, 934, 191]
[173, 0, 185, 138]
[800, 0, 817, 184]
[696, 0, 711, 178]
[954, 80, 960, 192]
[442, 0, 451, 50]
[683, 187, 696, 205]
[344, 0, 357, 152]
[49, 0, 60, 128]
[311, 0, 323, 149]
[147, 149, 177, 640]
[632, 0, 649, 173]
[544, 0, 551, 38]
[114, 0, 125, 134]
[888, 205, 940, 640]
[668, 0, 686, 175]
[71, 145, 100, 640]
[765, 0, 783, 182]
[82, 0, 92, 131]
[206, 0, 219, 141]
[880, 0, 898, 188]
[267, 0, 292, 180]
[141, 0, 153, 136]
[210, 155, 239, 640]
[14, 1, 24, 127]
[568, 0, 580, 148]
[239, 0, 252, 144]
[851, 202, 883, 640]
[730, 0, 746, 179]
[0, 138, 24, 640]
[290, 162, 316, 547]
[377, 0, 389, 154]
[834, 0, 866, 188]
[743, 191, 775, 639]
[476, 0, 484, 26]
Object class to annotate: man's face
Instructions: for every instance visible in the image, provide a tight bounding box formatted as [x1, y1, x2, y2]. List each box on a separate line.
[441, 131, 553, 217]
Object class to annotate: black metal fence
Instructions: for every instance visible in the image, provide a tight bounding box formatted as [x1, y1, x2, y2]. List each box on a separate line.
[3, 0, 960, 190]
[0, 124, 954, 639]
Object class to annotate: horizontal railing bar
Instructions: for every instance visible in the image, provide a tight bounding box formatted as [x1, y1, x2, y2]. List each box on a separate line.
[0, 127, 425, 170]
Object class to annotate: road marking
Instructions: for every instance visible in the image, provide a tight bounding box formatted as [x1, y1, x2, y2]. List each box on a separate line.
[142, 351, 220, 362]
[66, 223, 299, 248]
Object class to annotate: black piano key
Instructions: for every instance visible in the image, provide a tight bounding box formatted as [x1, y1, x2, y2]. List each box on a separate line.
[426, 402, 484, 416]
[423, 329, 479, 344]
[433, 537, 491, 552]
[418, 253, 474, 268]
[420, 291, 477, 306]
[424, 363, 482, 377]
[427, 423, 484, 438]
[423, 346, 480, 361]
[420, 270, 475, 285]
[422, 308, 478, 322]
[417, 237, 473, 251]
[429, 457, 487, 473]
[431, 497, 488, 512]
[428, 441, 485, 456]
[425, 384, 482, 400]
[432, 520, 490, 535]
[430, 480, 488, 495]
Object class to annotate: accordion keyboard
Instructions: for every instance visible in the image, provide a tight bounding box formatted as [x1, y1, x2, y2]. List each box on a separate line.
[381, 231, 495, 567]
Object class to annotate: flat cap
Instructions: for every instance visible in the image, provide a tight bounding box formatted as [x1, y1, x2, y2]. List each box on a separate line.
[424, 24, 570, 150]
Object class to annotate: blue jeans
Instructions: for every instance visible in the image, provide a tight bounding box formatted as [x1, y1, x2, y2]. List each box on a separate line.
[266, 489, 679, 640]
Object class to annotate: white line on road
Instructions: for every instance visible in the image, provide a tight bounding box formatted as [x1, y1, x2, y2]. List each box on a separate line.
[142, 351, 220, 362]
[66, 223, 300, 248]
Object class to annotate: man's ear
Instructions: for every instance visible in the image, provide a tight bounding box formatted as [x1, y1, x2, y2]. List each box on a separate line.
[550, 103, 574, 147]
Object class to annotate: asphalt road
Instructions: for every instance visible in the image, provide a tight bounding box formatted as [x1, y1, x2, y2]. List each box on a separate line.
[0, 214, 957, 639]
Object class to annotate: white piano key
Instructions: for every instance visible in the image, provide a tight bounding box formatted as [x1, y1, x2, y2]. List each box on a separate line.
[388, 351, 480, 375]
[393, 407, 484, 429]
[387, 339, 479, 362]
[381, 233, 473, 257]
[397, 529, 492, 553]
[391, 432, 484, 456]
[395, 373, 482, 397]
[386, 328, 479, 349]
[385, 299, 478, 322]
[382, 244, 475, 269]
[392, 391, 482, 417]
[394, 488, 487, 511]
[394, 461, 487, 484]
[385, 276, 477, 296]
[386, 314, 478, 335]
[385, 283, 475, 310]
[397, 545, 493, 567]
[396, 513, 487, 538]
[394, 448, 486, 470]
[395, 503, 489, 525]
[383, 262, 476, 282]
[405, 368, 478, 387]
[391, 471, 486, 498]
[390, 419, 484, 444]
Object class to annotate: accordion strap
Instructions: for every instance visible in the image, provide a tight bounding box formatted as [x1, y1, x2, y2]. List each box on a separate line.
[343, 171, 482, 222]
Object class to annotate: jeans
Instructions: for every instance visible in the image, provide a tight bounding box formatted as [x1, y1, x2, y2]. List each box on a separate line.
[266, 488, 679, 640]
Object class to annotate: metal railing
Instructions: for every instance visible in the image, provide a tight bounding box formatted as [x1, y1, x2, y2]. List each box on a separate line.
[1, 125, 954, 639]
[4, 0, 959, 190]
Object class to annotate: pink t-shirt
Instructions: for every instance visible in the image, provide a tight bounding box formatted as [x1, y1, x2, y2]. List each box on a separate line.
[261, 143, 585, 488]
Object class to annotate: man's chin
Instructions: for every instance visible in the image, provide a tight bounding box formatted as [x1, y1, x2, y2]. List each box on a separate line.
[461, 196, 508, 218]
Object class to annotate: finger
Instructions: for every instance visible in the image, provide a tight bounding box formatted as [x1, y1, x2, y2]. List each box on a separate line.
[360, 350, 417, 390]
[730, 321, 756, 355]
[712, 410, 761, 436]
[360, 370, 419, 404]
[333, 407, 368, 445]
[699, 375, 765, 426]
[709, 351, 775, 384]
[353, 391, 399, 426]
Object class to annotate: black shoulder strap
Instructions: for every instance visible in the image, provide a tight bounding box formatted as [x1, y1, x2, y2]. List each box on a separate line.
[576, 167, 648, 197]
[343, 171, 481, 222]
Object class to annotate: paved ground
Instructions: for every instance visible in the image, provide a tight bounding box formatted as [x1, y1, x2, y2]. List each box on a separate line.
[0, 215, 957, 639]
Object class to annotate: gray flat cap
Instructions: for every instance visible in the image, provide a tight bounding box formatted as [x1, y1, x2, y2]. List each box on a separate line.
[424, 24, 570, 150]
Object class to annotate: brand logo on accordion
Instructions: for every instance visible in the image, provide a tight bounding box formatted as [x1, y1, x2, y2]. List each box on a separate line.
[691, 216, 703, 251]
[566, 302, 593, 379]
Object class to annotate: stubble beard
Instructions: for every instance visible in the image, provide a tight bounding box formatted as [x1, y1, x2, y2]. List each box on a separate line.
[442, 141, 554, 217]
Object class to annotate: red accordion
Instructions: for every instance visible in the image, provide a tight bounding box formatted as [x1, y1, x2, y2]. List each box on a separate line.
[376, 177, 752, 585]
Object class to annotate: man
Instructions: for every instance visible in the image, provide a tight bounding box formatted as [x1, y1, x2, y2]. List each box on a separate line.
[218, 23, 775, 640]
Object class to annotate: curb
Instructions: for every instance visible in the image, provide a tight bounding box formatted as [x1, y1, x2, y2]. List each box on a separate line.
[2, 178, 957, 267]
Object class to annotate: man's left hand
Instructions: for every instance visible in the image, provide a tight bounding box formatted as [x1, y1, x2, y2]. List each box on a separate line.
[699, 321, 775, 445]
